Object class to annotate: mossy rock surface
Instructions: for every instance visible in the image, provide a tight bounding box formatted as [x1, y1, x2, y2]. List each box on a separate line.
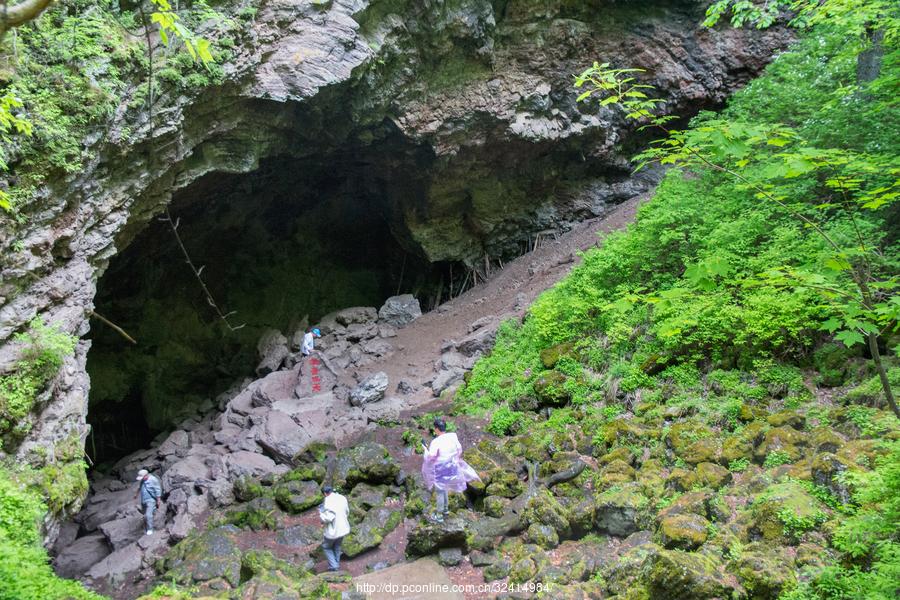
[484, 469, 524, 498]
[342, 506, 402, 557]
[666, 421, 713, 456]
[532, 370, 571, 407]
[641, 549, 732, 599]
[274, 479, 323, 514]
[163, 525, 243, 588]
[283, 463, 327, 483]
[233, 475, 274, 502]
[766, 410, 805, 429]
[694, 462, 731, 489]
[755, 426, 807, 462]
[406, 516, 468, 556]
[525, 522, 559, 549]
[331, 441, 400, 489]
[227, 496, 281, 531]
[600, 459, 636, 486]
[748, 482, 825, 541]
[727, 546, 797, 600]
[539, 342, 574, 369]
[657, 491, 713, 522]
[522, 489, 569, 537]
[658, 513, 709, 550]
[594, 483, 650, 536]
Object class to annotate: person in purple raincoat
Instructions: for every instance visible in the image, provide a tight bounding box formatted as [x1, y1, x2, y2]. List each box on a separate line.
[421, 418, 480, 523]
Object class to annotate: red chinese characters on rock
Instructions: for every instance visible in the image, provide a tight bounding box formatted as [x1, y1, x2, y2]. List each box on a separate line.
[310, 357, 322, 393]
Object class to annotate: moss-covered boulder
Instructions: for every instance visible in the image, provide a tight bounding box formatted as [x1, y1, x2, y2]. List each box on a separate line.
[483, 557, 511, 581]
[485, 469, 524, 498]
[603, 541, 662, 596]
[665, 468, 697, 492]
[274, 479, 323, 514]
[748, 482, 826, 542]
[808, 427, 844, 453]
[727, 545, 797, 599]
[282, 463, 327, 484]
[522, 489, 570, 538]
[599, 459, 636, 487]
[810, 452, 855, 504]
[532, 370, 571, 407]
[163, 525, 243, 588]
[594, 483, 651, 536]
[641, 549, 733, 599]
[348, 482, 389, 512]
[599, 446, 635, 466]
[754, 426, 807, 463]
[595, 419, 658, 452]
[658, 513, 709, 550]
[526, 523, 560, 549]
[237, 549, 310, 599]
[540, 342, 575, 369]
[482, 495, 510, 518]
[226, 496, 281, 531]
[406, 516, 468, 556]
[331, 442, 400, 489]
[766, 410, 805, 429]
[666, 422, 714, 457]
[233, 475, 274, 503]
[342, 506, 402, 557]
[722, 422, 767, 463]
[694, 462, 732, 489]
[657, 491, 713, 522]
[292, 441, 335, 465]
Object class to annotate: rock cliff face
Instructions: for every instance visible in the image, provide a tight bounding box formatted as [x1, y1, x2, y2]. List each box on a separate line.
[0, 0, 789, 530]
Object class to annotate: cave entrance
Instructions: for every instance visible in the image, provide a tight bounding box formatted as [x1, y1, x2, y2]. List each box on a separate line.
[85, 148, 441, 468]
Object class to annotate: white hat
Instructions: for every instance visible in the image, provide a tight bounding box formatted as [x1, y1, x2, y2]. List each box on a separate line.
[136, 469, 149, 481]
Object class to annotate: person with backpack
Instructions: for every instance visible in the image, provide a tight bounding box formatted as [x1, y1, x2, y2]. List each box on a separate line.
[135, 468, 162, 535]
[318, 485, 350, 571]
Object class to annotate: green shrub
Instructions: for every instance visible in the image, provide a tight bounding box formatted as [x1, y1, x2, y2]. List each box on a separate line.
[0, 468, 103, 600]
[488, 407, 525, 436]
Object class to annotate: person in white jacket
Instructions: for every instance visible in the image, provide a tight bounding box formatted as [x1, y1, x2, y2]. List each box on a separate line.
[318, 485, 350, 571]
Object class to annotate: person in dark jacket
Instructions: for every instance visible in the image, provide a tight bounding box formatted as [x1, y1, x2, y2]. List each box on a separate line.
[135, 468, 162, 535]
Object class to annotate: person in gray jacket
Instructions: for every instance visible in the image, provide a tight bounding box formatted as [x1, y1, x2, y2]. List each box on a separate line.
[135, 468, 162, 535]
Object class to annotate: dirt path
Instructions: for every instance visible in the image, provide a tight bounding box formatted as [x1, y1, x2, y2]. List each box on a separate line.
[368, 194, 646, 409]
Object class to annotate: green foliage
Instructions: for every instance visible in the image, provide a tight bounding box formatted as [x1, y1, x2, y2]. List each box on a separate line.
[777, 505, 827, 538]
[728, 457, 751, 472]
[0, 318, 76, 445]
[780, 441, 900, 600]
[488, 406, 525, 436]
[764, 450, 795, 468]
[0, 467, 103, 600]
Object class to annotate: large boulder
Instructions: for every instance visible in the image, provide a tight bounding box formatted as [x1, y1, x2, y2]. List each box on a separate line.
[99, 514, 145, 551]
[162, 525, 243, 588]
[256, 410, 311, 465]
[406, 517, 468, 557]
[342, 506, 403, 557]
[256, 329, 290, 376]
[225, 451, 281, 479]
[658, 513, 709, 550]
[642, 549, 734, 599]
[378, 294, 421, 327]
[53, 533, 110, 577]
[594, 484, 651, 536]
[349, 372, 389, 406]
[330, 442, 400, 489]
[274, 479, 323, 514]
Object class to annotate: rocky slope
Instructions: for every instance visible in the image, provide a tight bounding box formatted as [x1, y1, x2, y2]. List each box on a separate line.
[51, 193, 646, 593]
[0, 0, 789, 543]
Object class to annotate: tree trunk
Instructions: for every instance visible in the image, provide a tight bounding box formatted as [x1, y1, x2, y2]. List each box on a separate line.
[857, 28, 884, 84]
[867, 332, 899, 420]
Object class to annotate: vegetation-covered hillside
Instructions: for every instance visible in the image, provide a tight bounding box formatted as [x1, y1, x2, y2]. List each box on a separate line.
[458, 10, 899, 600]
